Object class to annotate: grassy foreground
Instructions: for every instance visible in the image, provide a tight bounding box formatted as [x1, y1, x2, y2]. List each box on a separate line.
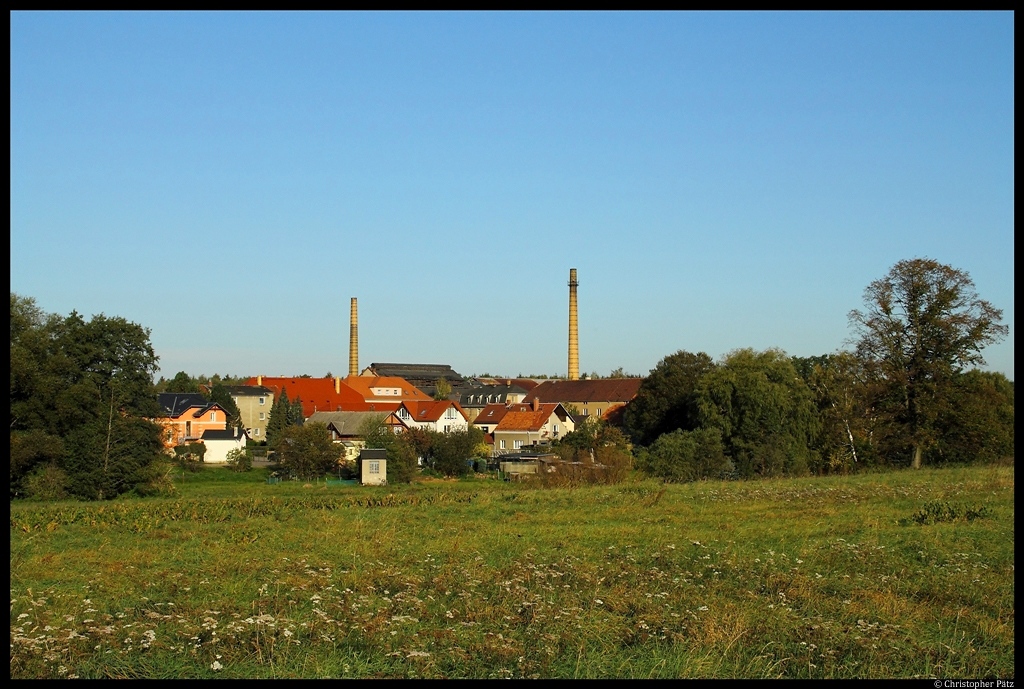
[10, 465, 1014, 678]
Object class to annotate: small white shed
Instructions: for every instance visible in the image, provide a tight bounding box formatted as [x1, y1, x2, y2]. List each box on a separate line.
[360, 448, 387, 486]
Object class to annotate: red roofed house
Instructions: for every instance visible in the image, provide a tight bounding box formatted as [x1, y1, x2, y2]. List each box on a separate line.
[395, 399, 469, 433]
[243, 376, 396, 419]
[522, 378, 644, 424]
[492, 399, 575, 456]
[343, 375, 434, 407]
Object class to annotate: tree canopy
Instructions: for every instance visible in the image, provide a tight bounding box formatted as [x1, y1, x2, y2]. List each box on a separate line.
[849, 258, 1008, 468]
[10, 294, 164, 499]
[623, 350, 716, 446]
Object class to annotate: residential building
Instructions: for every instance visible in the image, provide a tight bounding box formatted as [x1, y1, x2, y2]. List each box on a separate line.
[153, 393, 229, 449]
[218, 385, 274, 442]
[343, 375, 433, 407]
[200, 427, 250, 464]
[459, 383, 529, 422]
[395, 399, 469, 433]
[306, 410, 408, 463]
[521, 378, 644, 424]
[243, 376, 387, 419]
[491, 399, 575, 456]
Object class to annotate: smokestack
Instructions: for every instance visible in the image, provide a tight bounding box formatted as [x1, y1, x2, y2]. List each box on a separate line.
[568, 268, 579, 381]
[349, 297, 358, 377]
[257, 375, 262, 386]
[335, 376, 340, 394]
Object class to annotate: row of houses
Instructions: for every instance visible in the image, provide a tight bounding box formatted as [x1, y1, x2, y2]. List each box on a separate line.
[152, 365, 644, 463]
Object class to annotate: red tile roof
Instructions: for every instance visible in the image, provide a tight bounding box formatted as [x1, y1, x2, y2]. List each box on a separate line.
[343, 375, 433, 403]
[243, 377, 369, 418]
[400, 400, 467, 423]
[473, 404, 512, 426]
[495, 410, 551, 432]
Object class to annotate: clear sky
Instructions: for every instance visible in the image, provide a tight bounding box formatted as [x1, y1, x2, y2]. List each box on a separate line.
[11, 11, 1014, 381]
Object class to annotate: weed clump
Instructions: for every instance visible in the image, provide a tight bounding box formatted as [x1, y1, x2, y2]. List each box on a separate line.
[909, 501, 991, 524]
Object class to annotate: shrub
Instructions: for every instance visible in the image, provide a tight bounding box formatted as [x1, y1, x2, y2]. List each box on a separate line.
[226, 447, 253, 473]
[637, 428, 732, 483]
[23, 464, 70, 501]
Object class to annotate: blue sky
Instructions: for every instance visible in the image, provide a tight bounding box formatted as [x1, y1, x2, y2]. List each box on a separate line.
[11, 11, 1014, 381]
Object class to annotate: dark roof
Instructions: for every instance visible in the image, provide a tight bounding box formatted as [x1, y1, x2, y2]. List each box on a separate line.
[367, 363, 465, 385]
[201, 428, 247, 441]
[158, 393, 210, 417]
[459, 385, 528, 407]
[360, 448, 387, 460]
[220, 385, 274, 396]
[523, 379, 644, 404]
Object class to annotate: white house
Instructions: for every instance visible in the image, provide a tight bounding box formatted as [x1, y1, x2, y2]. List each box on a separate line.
[395, 400, 468, 433]
[200, 427, 250, 464]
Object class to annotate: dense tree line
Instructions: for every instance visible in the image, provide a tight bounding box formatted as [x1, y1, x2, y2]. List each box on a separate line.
[11, 294, 165, 499]
[628, 259, 1012, 482]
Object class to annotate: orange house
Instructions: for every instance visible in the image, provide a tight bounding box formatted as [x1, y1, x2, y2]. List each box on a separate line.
[154, 393, 230, 449]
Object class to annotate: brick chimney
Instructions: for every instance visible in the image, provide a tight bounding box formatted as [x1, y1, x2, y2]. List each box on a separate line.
[532, 397, 540, 412]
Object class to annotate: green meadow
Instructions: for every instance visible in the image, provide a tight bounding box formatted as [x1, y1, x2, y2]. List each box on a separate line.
[10, 465, 1014, 679]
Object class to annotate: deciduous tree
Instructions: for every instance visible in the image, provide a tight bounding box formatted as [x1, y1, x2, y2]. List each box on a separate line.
[623, 351, 716, 446]
[848, 258, 1008, 468]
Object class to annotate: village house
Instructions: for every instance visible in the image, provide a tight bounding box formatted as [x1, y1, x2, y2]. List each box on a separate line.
[458, 383, 529, 422]
[343, 374, 433, 408]
[153, 393, 230, 449]
[395, 399, 469, 433]
[218, 385, 274, 442]
[243, 375, 392, 419]
[521, 378, 644, 424]
[305, 410, 408, 463]
[200, 427, 251, 464]
[490, 399, 575, 456]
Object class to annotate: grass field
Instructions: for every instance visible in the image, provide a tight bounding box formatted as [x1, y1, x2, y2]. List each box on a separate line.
[10, 465, 1014, 678]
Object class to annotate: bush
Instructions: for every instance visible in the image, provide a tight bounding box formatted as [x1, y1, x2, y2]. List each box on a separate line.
[637, 428, 733, 483]
[23, 464, 70, 501]
[226, 447, 253, 473]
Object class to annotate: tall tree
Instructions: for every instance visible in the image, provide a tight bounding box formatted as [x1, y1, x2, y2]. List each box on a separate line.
[265, 389, 291, 447]
[623, 351, 716, 446]
[209, 383, 243, 430]
[695, 348, 819, 478]
[848, 259, 1008, 468]
[10, 294, 164, 499]
[289, 396, 305, 426]
[274, 423, 339, 479]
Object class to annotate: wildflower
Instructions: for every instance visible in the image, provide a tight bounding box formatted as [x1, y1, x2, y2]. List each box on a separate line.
[211, 661, 223, 671]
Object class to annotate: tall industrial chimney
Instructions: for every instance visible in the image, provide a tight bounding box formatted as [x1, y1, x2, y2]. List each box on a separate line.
[568, 268, 579, 381]
[349, 297, 358, 377]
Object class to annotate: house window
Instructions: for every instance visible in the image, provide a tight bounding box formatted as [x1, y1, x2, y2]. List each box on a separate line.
[259, 397, 266, 405]
[499, 440, 506, 450]
[211, 411, 217, 422]
[553, 424, 559, 435]
[254, 428, 260, 436]
[514, 440, 523, 449]
[596, 409, 602, 417]
[444, 425, 451, 433]
[446, 408, 456, 419]
[369, 461, 379, 474]
[259, 412, 265, 420]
